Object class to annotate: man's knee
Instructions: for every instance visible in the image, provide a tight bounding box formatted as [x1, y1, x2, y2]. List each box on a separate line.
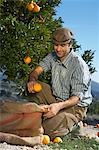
[42, 111, 78, 139]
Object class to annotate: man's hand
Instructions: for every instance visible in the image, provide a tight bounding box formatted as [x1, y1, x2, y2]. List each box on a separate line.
[27, 66, 44, 93]
[43, 96, 79, 119]
[39, 104, 50, 113]
[27, 81, 37, 93]
[43, 103, 61, 119]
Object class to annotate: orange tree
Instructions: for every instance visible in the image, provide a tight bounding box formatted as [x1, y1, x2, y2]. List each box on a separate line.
[0, 0, 95, 94]
[0, 0, 62, 89]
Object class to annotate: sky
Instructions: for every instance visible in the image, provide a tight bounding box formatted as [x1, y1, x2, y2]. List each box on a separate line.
[55, 0, 99, 83]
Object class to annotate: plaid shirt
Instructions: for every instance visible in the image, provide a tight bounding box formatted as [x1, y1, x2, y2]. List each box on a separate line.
[39, 50, 92, 107]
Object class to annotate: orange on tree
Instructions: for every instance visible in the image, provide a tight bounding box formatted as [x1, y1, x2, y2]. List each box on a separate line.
[24, 56, 31, 64]
[26, 1, 34, 11]
[42, 135, 50, 145]
[33, 83, 42, 92]
[33, 2, 40, 12]
[53, 137, 63, 143]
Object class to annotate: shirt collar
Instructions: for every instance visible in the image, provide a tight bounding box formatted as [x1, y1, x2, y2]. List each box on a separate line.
[62, 50, 74, 68]
[52, 50, 74, 68]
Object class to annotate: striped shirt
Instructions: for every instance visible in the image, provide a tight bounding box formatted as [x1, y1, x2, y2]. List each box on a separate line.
[39, 50, 92, 107]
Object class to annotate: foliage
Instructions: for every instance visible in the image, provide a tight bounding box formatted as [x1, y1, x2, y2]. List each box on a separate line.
[72, 39, 81, 52]
[0, 0, 62, 86]
[72, 40, 96, 74]
[82, 50, 96, 74]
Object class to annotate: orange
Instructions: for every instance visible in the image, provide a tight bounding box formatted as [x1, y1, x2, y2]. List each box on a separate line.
[26, 2, 34, 11]
[96, 124, 99, 128]
[24, 56, 31, 64]
[97, 132, 99, 137]
[33, 2, 40, 12]
[33, 83, 42, 92]
[42, 135, 50, 145]
[53, 137, 63, 143]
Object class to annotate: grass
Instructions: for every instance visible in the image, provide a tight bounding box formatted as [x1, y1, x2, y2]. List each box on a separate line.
[49, 134, 99, 150]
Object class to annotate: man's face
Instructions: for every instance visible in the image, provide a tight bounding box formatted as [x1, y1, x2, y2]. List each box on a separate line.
[54, 43, 72, 61]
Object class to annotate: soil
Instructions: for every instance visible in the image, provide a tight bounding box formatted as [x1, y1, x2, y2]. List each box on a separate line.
[0, 143, 52, 150]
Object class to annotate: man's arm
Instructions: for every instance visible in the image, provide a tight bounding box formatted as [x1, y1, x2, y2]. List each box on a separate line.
[57, 96, 79, 110]
[29, 66, 44, 81]
[43, 96, 79, 118]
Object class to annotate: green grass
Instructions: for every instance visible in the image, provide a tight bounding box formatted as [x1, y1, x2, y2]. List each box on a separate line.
[49, 134, 99, 150]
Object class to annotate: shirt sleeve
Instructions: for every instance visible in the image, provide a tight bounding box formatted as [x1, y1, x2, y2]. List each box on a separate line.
[39, 53, 52, 72]
[70, 60, 92, 105]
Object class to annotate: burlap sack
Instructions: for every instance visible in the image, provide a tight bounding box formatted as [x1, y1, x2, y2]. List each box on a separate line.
[0, 132, 43, 146]
[0, 100, 45, 146]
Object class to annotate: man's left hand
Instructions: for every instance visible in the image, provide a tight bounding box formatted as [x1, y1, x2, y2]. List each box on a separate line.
[43, 103, 61, 119]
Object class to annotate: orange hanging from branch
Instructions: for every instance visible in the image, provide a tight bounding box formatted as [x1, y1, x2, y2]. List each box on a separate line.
[26, 1, 34, 11]
[24, 56, 32, 64]
[32, 2, 40, 13]
[26, 1, 40, 13]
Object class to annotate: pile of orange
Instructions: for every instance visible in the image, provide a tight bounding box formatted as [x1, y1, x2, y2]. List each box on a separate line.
[26, 1, 40, 12]
[42, 135, 63, 145]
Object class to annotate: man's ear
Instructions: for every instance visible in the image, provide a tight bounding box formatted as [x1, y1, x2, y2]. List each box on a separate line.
[68, 42, 73, 49]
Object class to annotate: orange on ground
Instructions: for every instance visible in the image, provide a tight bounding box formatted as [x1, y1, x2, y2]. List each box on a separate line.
[33, 2, 40, 12]
[97, 132, 99, 137]
[53, 137, 63, 143]
[24, 56, 31, 64]
[42, 135, 50, 145]
[33, 83, 42, 92]
[26, 3, 34, 11]
[96, 124, 99, 128]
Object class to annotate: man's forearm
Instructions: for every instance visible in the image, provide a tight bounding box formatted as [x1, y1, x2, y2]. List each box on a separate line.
[29, 70, 39, 81]
[58, 96, 80, 110]
[29, 66, 44, 81]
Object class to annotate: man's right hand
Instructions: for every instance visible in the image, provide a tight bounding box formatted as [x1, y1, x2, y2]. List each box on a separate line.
[27, 81, 37, 93]
[27, 66, 44, 93]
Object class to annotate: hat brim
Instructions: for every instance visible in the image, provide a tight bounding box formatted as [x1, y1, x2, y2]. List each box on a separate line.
[53, 39, 71, 45]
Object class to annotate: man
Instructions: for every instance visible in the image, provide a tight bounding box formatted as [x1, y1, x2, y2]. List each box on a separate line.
[27, 27, 92, 139]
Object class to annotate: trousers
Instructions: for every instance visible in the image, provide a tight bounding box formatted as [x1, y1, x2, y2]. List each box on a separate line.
[29, 81, 87, 139]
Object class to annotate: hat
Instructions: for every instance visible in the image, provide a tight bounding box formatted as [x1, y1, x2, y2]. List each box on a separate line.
[53, 27, 73, 44]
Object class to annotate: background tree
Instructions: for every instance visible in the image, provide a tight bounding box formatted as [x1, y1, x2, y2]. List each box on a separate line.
[0, 0, 96, 94]
[72, 39, 96, 74]
[82, 50, 96, 74]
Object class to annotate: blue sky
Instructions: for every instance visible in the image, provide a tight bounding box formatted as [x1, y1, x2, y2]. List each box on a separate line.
[55, 0, 99, 83]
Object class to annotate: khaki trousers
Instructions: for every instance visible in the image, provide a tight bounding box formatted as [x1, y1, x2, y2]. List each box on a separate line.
[30, 81, 87, 139]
